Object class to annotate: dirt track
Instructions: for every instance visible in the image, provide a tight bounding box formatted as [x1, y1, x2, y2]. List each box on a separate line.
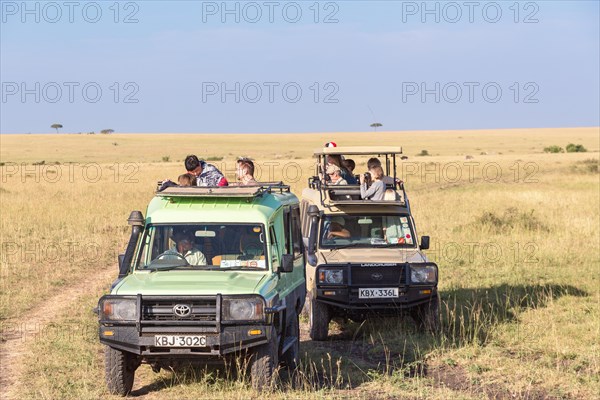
[0, 265, 116, 400]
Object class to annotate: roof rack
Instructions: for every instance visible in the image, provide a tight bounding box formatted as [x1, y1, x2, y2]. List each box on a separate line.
[308, 177, 410, 210]
[313, 146, 403, 156]
[156, 181, 290, 198]
[309, 146, 410, 211]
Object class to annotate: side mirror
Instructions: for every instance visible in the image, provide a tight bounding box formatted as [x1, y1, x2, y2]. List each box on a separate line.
[279, 254, 294, 273]
[307, 212, 320, 267]
[420, 235, 430, 250]
[307, 205, 319, 218]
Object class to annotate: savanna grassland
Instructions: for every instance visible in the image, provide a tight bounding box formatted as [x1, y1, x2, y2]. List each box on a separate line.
[0, 127, 598, 399]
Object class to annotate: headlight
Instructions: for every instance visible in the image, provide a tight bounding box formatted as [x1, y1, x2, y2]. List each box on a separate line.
[410, 265, 437, 284]
[222, 297, 265, 321]
[100, 298, 137, 321]
[319, 269, 344, 284]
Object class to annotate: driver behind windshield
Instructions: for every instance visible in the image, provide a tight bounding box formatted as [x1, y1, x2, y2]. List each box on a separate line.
[160, 228, 207, 266]
[324, 217, 351, 240]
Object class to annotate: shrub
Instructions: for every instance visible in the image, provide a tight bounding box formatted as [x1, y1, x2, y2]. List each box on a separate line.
[417, 150, 429, 156]
[162, 156, 170, 162]
[543, 145, 564, 153]
[570, 159, 599, 174]
[566, 143, 587, 153]
[476, 207, 548, 232]
[206, 156, 224, 161]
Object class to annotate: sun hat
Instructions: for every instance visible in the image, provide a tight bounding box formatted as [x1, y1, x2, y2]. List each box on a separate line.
[326, 164, 341, 175]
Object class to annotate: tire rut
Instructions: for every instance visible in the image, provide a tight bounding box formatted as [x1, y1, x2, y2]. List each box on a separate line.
[0, 265, 116, 400]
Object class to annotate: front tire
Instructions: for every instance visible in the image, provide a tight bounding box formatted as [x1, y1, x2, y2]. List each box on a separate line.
[250, 340, 278, 391]
[104, 346, 139, 396]
[308, 295, 330, 341]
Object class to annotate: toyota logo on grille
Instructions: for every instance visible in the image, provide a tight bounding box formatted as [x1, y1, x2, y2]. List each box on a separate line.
[371, 273, 383, 281]
[173, 304, 191, 317]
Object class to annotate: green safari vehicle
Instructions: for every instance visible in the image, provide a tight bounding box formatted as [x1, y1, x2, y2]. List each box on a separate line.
[97, 183, 306, 394]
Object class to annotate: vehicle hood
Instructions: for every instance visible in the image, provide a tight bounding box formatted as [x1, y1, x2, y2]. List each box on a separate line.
[112, 270, 269, 296]
[318, 248, 428, 265]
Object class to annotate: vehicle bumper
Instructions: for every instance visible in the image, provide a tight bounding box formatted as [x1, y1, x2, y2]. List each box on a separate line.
[315, 285, 438, 310]
[99, 324, 273, 356]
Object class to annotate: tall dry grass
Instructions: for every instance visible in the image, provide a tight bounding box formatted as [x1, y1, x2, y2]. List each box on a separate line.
[1, 129, 598, 398]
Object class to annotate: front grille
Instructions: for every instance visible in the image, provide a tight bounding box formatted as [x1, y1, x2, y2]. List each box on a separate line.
[142, 298, 217, 322]
[350, 265, 405, 286]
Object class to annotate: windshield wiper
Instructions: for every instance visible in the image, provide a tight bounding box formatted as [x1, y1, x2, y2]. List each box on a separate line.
[218, 266, 266, 271]
[146, 265, 220, 272]
[328, 243, 366, 250]
[146, 265, 187, 272]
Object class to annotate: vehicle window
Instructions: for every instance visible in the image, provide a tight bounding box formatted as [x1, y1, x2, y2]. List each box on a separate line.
[320, 215, 416, 248]
[134, 224, 268, 271]
[283, 209, 292, 254]
[134, 229, 152, 270]
[292, 207, 302, 258]
[269, 225, 280, 268]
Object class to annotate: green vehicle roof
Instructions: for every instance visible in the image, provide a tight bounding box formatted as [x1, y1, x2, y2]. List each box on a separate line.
[145, 190, 299, 225]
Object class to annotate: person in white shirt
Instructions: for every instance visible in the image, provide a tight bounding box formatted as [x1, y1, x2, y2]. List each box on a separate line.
[160, 229, 207, 266]
[326, 164, 348, 185]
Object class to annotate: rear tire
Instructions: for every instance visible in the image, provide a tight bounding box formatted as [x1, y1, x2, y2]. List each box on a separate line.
[412, 297, 440, 333]
[250, 340, 278, 391]
[308, 296, 330, 341]
[104, 346, 138, 396]
[282, 311, 300, 369]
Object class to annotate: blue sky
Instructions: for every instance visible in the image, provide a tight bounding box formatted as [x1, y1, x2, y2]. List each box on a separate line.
[1, 0, 599, 133]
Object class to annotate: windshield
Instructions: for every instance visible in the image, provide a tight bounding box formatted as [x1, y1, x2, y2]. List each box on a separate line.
[134, 224, 268, 271]
[320, 214, 416, 248]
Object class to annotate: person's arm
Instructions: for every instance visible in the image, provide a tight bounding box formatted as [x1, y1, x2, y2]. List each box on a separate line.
[328, 228, 350, 238]
[361, 181, 381, 199]
[158, 180, 177, 192]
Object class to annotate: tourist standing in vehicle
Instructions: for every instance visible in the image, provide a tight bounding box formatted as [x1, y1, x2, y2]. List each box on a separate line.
[367, 157, 397, 186]
[360, 165, 386, 200]
[236, 158, 258, 186]
[326, 164, 348, 185]
[185, 155, 229, 187]
[326, 154, 357, 184]
[178, 173, 195, 187]
[343, 159, 356, 173]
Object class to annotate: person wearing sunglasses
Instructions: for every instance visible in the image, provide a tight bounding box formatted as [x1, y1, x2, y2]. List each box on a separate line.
[326, 164, 348, 185]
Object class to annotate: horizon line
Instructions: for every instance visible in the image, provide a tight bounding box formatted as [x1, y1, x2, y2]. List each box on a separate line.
[1, 126, 598, 135]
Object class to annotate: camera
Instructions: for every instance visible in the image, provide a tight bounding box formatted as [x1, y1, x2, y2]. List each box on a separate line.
[363, 172, 372, 187]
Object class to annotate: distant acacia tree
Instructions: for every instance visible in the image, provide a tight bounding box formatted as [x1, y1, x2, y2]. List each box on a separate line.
[101, 129, 115, 134]
[370, 122, 383, 131]
[51, 123, 63, 133]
